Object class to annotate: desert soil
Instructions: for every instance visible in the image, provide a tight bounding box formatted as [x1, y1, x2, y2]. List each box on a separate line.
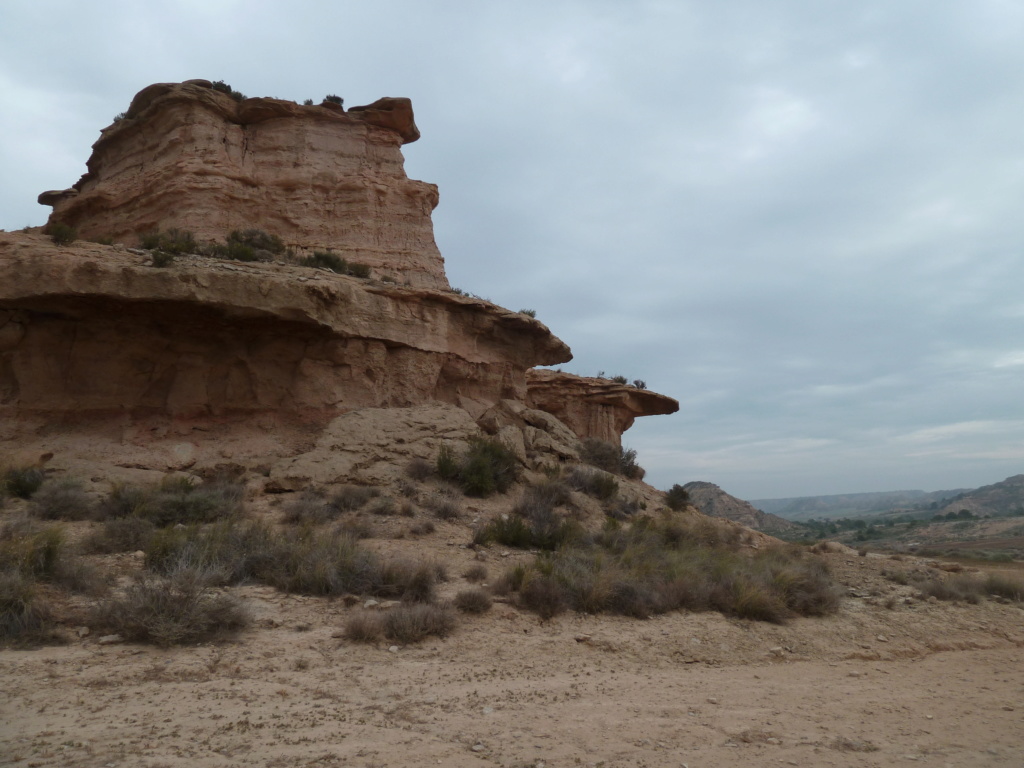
[2, 544, 1023, 768]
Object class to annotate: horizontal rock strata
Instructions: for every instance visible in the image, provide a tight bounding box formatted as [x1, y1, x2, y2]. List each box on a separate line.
[39, 80, 447, 288]
[0, 233, 570, 424]
[526, 369, 679, 445]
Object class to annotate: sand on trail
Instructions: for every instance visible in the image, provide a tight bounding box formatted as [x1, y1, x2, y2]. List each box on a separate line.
[2, 550, 1023, 768]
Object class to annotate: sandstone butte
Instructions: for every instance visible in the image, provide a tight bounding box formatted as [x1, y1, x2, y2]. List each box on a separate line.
[1, 79, 678, 486]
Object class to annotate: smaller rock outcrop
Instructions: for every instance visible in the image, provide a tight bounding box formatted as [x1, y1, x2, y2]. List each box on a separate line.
[526, 370, 679, 445]
[683, 481, 803, 534]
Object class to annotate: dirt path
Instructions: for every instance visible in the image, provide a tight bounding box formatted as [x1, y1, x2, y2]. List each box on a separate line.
[3, 588, 1022, 768]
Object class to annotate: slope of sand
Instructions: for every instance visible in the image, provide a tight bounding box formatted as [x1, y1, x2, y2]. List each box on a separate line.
[2, 546, 1023, 768]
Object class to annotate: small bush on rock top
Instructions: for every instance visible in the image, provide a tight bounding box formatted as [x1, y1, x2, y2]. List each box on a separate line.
[298, 250, 371, 277]
[211, 80, 247, 101]
[140, 228, 197, 255]
[323, 94, 344, 106]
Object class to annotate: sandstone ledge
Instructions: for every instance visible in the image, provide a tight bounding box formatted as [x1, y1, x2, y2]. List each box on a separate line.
[526, 369, 679, 444]
[0, 232, 570, 420]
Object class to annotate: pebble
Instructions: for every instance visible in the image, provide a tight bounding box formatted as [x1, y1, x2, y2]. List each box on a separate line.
[877, 635, 889, 642]
[706, 697, 719, 705]
[471, 743, 485, 752]
[388, 645, 399, 653]
[98, 634, 123, 645]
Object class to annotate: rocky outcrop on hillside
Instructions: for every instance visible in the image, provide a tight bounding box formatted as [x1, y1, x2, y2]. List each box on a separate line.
[38, 80, 446, 288]
[2, 80, 679, 486]
[938, 474, 1024, 518]
[526, 370, 679, 445]
[683, 481, 802, 534]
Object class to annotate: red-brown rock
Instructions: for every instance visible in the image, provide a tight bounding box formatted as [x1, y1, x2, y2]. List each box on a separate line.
[38, 81, 445, 288]
[526, 370, 679, 444]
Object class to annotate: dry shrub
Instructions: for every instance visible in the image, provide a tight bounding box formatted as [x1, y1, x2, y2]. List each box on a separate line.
[519, 575, 566, 619]
[28, 479, 93, 520]
[97, 478, 243, 527]
[463, 563, 488, 583]
[983, 573, 1024, 602]
[91, 565, 249, 646]
[454, 588, 492, 614]
[405, 458, 434, 482]
[0, 569, 58, 647]
[282, 490, 336, 525]
[914, 573, 985, 603]
[344, 611, 385, 643]
[332, 485, 380, 512]
[383, 603, 456, 643]
[142, 520, 438, 600]
[410, 521, 436, 536]
[425, 487, 461, 521]
[501, 513, 842, 623]
[565, 466, 618, 501]
[367, 497, 397, 516]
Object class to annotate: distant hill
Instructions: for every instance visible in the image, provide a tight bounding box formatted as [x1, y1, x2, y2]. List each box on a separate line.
[937, 474, 1024, 518]
[683, 481, 802, 534]
[751, 488, 968, 522]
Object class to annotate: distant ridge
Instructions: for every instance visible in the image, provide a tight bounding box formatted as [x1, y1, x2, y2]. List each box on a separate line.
[683, 481, 801, 534]
[752, 488, 972, 521]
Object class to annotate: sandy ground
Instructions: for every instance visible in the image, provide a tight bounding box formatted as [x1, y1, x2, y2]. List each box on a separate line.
[2, 547, 1023, 768]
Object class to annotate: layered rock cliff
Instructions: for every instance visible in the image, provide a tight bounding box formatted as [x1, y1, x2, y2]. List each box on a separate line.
[2, 80, 679, 484]
[39, 80, 446, 288]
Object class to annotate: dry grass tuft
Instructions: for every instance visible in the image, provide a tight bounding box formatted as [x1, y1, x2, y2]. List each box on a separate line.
[454, 588, 492, 614]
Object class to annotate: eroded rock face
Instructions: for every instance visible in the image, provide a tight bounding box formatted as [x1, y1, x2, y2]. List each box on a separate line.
[526, 370, 679, 445]
[38, 81, 446, 288]
[0, 233, 570, 424]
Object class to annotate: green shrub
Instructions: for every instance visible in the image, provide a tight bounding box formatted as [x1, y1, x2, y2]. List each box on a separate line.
[303, 98, 314, 106]
[665, 484, 690, 511]
[435, 438, 520, 497]
[519, 309, 537, 318]
[579, 439, 643, 479]
[91, 565, 249, 646]
[3, 466, 45, 499]
[298, 250, 371, 277]
[46, 222, 77, 246]
[29, 479, 92, 520]
[211, 80, 247, 101]
[140, 228, 196, 254]
[565, 466, 618, 501]
[96, 478, 242, 527]
[323, 94, 343, 106]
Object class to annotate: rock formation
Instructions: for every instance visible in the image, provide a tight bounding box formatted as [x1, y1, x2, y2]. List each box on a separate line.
[526, 370, 678, 445]
[38, 80, 446, 289]
[2, 80, 679, 484]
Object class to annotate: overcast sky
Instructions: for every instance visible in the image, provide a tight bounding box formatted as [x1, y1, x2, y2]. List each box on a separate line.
[3, 1, 1023, 499]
